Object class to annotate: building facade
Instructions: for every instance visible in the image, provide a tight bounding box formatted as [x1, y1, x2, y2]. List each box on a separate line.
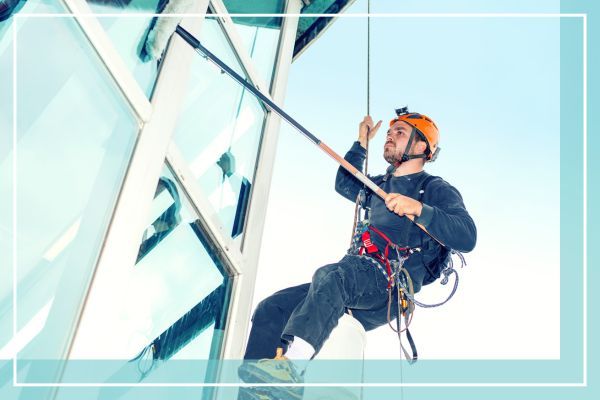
[0, 0, 354, 398]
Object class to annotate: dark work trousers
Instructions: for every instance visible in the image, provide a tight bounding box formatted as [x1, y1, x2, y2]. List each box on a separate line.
[243, 255, 399, 359]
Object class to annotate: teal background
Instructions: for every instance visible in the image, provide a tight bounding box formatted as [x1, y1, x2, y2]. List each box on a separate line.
[1, 0, 598, 399]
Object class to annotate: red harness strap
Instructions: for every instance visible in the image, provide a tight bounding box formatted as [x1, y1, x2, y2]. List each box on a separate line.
[361, 230, 378, 254]
[358, 226, 411, 288]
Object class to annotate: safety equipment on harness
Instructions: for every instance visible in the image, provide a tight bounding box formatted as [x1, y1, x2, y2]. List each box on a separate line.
[350, 219, 420, 288]
[347, 171, 466, 363]
[389, 107, 441, 165]
[349, 220, 421, 362]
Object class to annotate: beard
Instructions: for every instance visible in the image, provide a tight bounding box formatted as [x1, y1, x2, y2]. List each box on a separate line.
[383, 146, 399, 164]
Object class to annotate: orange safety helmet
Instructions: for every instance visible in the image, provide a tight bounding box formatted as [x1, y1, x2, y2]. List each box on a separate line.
[389, 107, 440, 162]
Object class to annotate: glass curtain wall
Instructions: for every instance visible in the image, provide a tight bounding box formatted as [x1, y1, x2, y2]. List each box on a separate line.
[69, 165, 232, 384]
[0, 0, 290, 388]
[223, 0, 286, 87]
[85, 0, 164, 97]
[67, 1, 285, 384]
[0, 1, 140, 380]
[232, 18, 282, 88]
[172, 16, 268, 242]
[0, 7, 13, 352]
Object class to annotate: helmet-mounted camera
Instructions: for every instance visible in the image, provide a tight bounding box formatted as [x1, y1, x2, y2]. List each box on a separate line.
[395, 106, 410, 117]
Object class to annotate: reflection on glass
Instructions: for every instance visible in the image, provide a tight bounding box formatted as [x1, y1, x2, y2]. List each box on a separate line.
[130, 167, 232, 379]
[199, 15, 247, 77]
[173, 17, 266, 240]
[223, 0, 285, 30]
[221, 1, 285, 88]
[2, 0, 68, 20]
[0, 15, 13, 351]
[86, 0, 164, 97]
[71, 166, 232, 382]
[0, 11, 138, 363]
[229, 17, 282, 87]
[0, 20, 11, 39]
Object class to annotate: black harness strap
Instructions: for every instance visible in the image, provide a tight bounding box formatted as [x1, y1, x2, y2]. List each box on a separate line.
[415, 175, 445, 283]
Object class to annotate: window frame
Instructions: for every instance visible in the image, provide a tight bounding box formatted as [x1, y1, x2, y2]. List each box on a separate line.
[12, 0, 303, 387]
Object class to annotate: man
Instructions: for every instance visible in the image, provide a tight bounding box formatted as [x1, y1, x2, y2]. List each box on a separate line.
[238, 109, 477, 395]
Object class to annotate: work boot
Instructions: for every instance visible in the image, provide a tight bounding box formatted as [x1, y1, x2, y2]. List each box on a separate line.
[238, 348, 304, 400]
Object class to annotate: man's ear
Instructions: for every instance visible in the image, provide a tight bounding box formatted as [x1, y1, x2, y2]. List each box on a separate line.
[414, 140, 428, 155]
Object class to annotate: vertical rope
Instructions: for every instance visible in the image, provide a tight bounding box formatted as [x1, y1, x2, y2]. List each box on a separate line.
[364, 0, 370, 176]
[398, 287, 406, 400]
[350, 0, 372, 247]
[361, 11, 372, 400]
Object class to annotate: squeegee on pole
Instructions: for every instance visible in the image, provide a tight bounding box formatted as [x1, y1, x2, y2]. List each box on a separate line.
[174, 25, 445, 247]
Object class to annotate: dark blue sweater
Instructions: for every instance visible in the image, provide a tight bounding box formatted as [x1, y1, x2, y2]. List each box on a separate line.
[335, 142, 477, 292]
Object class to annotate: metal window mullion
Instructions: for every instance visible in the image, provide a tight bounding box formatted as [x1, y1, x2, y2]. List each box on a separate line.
[220, 0, 303, 359]
[165, 143, 245, 276]
[62, 1, 211, 362]
[60, 0, 152, 122]
[209, 0, 271, 96]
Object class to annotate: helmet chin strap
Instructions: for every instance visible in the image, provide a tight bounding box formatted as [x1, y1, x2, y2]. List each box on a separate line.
[391, 126, 427, 169]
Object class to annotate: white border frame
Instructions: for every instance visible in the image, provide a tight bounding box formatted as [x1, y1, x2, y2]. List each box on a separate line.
[7, 7, 587, 390]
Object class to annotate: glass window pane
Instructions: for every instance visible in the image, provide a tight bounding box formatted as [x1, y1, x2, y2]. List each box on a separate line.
[0, 17, 13, 352]
[3, 0, 68, 17]
[173, 18, 267, 241]
[221, 1, 285, 88]
[0, 20, 10, 40]
[70, 165, 232, 382]
[0, 0, 71, 359]
[230, 17, 282, 88]
[0, 11, 139, 364]
[198, 15, 247, 78]
[85, 0, 164, 97]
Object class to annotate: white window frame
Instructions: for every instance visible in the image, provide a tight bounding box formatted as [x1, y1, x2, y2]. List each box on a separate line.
[61, 0, 214, 361]
[208, 0, 272, 96]
[14, 0, 211, 388]
[17, 0, 304, 386]
[219, 0, 303, 359]
[62, 0, 153, 122]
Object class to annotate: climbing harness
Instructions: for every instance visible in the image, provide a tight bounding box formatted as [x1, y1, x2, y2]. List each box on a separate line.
[350, 220, 419, 288]
[347, 172, 467, 363]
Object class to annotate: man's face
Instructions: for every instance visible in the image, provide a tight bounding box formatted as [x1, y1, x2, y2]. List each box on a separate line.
[383, 120, 414, 164]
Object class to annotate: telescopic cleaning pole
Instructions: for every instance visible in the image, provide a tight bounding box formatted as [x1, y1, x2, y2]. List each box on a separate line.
[174, 25, 445, 247]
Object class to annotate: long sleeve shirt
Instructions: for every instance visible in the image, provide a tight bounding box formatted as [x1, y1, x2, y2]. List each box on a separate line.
[335, 142, 477, 292]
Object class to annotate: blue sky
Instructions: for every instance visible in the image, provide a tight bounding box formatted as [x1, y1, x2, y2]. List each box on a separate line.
[0, 0, 565, 363]
[256, 0, 562, 359]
